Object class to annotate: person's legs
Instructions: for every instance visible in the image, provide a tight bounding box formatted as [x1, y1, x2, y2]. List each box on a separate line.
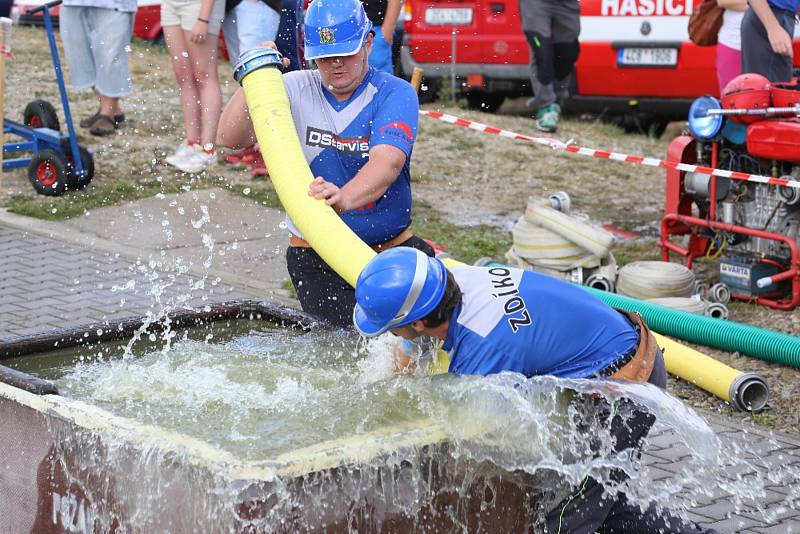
[59, 6, 96, 92]
[85, 7, 133, 133]
[185, 32, 223, 148]
[164, 25, 202, 145]
[86, 8, 134, 100]
[716, 43, 741, 94]
[597, 496, 719, 534]
[549, 0, 580, 103]
[286, 246, 356, 327]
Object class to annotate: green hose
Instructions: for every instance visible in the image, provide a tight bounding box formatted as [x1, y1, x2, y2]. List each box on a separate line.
[582, 287, 800, 368]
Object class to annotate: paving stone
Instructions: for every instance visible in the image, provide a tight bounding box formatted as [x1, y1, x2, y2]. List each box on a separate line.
[752, 519, 800, 533]
[705, 514, 768, 533]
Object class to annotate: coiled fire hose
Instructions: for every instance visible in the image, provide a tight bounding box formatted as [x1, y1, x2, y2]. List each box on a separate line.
[616, 261, 695, 300]
[232, 48, 774, 410]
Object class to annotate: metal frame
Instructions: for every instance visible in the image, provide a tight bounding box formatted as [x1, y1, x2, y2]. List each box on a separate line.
[659, 136, 800, 310]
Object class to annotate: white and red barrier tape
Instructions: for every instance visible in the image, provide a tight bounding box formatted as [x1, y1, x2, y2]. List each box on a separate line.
[420, 110, 800, 190]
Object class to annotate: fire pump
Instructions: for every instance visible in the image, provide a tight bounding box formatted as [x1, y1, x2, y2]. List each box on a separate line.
[660, 74, 800, 310]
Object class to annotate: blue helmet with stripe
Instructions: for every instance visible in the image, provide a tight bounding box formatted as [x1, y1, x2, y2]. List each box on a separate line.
[353, 248, 447, 337]
[304, 0, 373, 60]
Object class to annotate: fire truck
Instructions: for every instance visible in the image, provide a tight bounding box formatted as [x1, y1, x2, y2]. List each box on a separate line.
[400, 0, 800, 132]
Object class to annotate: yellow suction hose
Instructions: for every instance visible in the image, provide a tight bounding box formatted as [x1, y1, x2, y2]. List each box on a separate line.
[232, 49, 767, 408]
[653, 333, 768, 411]
[235, 50, 375, 287]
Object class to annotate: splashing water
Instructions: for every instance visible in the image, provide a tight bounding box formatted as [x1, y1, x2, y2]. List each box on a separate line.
[20, 319, 795, 525]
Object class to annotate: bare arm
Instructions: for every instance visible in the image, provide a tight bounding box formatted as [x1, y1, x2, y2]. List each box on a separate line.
[217, 87, 257, 149]
[382, 0, 402, 44]
[716, 0, 747, 9]
[748, 0, 793, 56]
[308, 144, 407, 212]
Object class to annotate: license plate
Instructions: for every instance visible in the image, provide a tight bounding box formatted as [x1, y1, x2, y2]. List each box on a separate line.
[424, 7, 473, 25]
[617, 47, 678, 67]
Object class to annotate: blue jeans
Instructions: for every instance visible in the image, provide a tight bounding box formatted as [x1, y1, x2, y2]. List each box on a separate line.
[368, 24, 394, 74]
[223, 0, 281, 65]
[60, 6, 134, 97]
[741, 7, 795, 82]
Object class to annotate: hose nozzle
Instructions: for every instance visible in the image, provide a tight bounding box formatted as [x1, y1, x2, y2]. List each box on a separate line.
[233, 47, 284, 85]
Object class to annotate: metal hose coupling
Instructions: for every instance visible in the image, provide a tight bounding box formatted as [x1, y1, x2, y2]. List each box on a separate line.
[233, 47, 284, 85]
[729, 372, 769, 412]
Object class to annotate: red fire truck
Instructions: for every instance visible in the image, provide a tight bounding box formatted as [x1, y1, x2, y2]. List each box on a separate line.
[400, 0, 800, 131]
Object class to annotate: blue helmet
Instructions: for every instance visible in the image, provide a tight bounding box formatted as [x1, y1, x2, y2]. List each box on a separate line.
[353, 248, 448, 337]
[304, 0, 373, 60]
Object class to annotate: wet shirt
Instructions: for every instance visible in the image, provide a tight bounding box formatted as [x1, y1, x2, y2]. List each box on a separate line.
[442, 266, 638, 378]
[282, 68, 418, 245]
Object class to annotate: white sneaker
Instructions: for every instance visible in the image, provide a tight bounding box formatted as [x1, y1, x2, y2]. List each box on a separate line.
[165, 140, 199, 168]
[174, 150, 218, 174]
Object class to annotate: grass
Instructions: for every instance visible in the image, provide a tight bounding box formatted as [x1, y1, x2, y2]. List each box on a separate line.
[412, 203, 512, 265]
[612, 237, 664, 265]
[6, 179, 173, 220]
[6, 173, 282, 219]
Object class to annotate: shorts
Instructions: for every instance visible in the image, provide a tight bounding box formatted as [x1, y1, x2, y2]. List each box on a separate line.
[223, 0, 280, 64]
[161, 0, 225, 35]
[59, 6, 134, 97]
[518, 0, 580, 41]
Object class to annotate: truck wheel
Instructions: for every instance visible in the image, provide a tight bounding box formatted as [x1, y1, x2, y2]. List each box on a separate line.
[622, 113, 667, 138]
[465, 91, 505, 113]
[418, 79, 441, 104]
[28, 149, 69, 196]
[61, 140, 95, 190]
[24, 100, 60, 131]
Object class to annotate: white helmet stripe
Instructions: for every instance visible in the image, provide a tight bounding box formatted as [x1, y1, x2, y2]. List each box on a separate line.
[384, 251, 428, 331]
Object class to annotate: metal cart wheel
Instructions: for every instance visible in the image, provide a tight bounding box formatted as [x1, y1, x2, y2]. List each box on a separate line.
[61, 140, 95, 190]
[28, 149, 69, 196]
[23, 100, 60, 131]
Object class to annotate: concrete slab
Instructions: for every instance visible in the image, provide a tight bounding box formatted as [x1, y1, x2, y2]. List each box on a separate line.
[0, 188, 294, 303]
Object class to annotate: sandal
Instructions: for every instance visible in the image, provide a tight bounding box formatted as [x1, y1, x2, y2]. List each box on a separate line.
[79, 110, 101, 128]
[80, 111, 125, 129]
[89, 114, 116, 136]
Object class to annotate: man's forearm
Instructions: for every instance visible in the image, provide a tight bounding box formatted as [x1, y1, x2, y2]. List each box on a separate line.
[336, 146, 406, 212]
[338, 160, 400, 211]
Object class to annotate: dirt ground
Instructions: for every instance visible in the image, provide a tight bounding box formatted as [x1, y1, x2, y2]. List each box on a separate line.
[2, 26, 798, 436]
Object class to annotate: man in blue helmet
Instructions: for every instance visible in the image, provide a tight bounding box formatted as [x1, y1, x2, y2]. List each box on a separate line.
[218, 0, 433, 327]
[353, 247, 719, 534]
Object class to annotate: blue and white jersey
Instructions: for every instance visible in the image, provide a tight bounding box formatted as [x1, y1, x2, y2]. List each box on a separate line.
[442, 266, 638, 379]
[283, 68, 418, 245]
